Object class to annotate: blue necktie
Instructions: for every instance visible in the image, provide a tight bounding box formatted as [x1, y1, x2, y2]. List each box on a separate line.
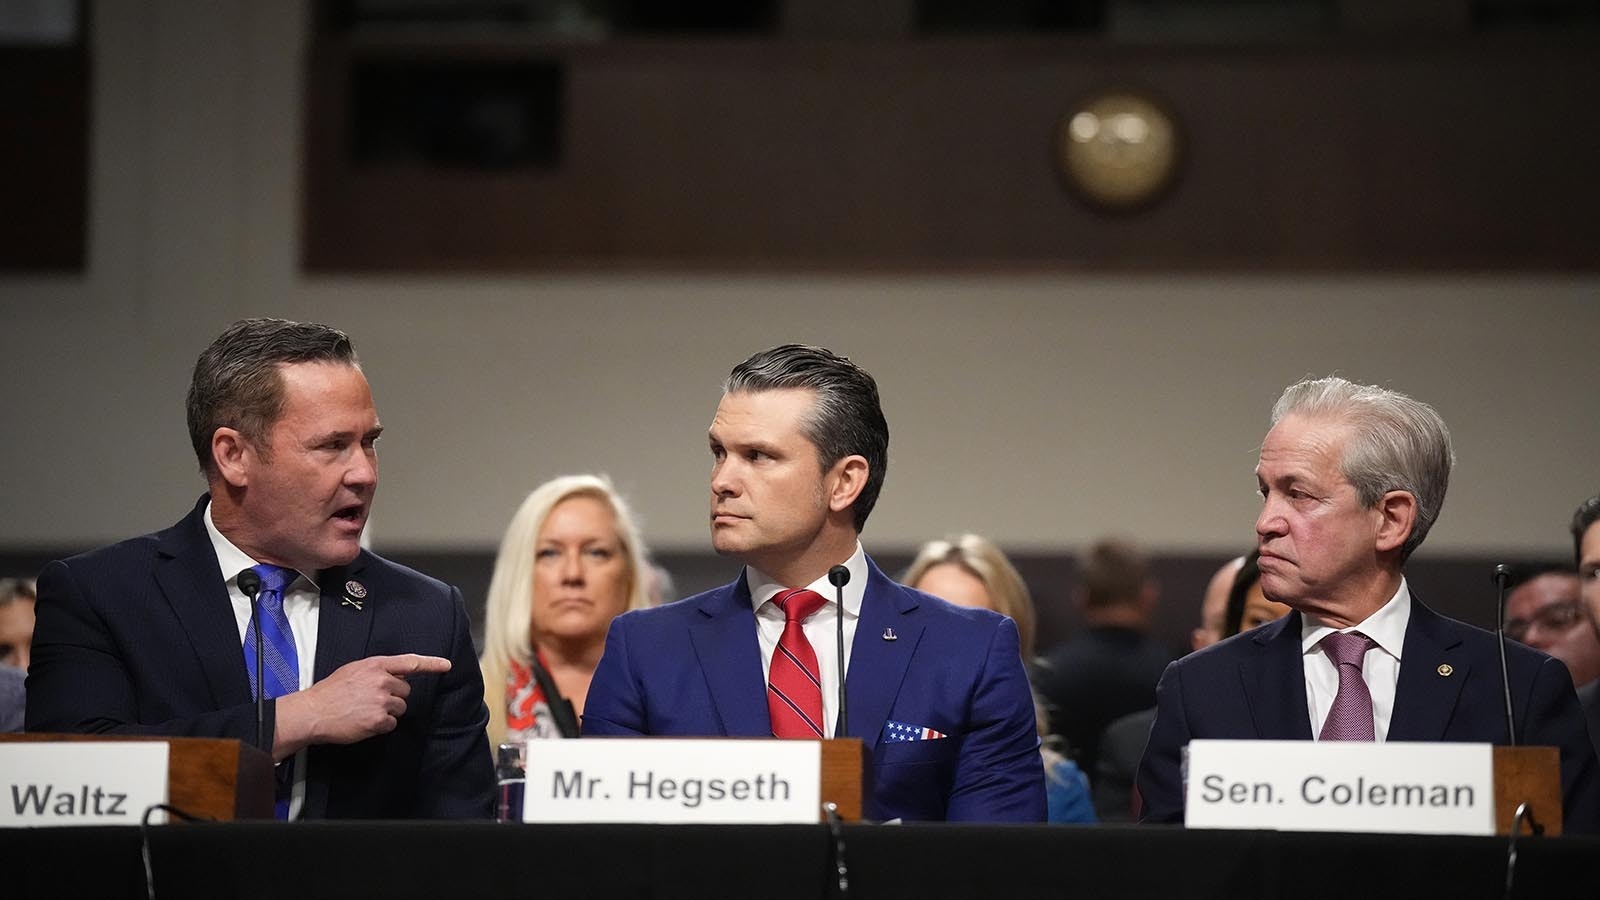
[243, 563, 299, 819]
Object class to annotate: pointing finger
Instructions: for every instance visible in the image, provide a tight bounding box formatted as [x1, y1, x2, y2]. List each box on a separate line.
[377, 654, 452, 676]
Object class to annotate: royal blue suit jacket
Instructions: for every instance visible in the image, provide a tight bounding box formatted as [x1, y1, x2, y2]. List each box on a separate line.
[582, 557, 1046, 822]
[1136, 599, 1600, 833]
[25, 496, 495, 819]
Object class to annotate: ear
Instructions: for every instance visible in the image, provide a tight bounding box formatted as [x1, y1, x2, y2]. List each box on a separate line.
[825, 455, 870, 516]
[211, 427, 254, 489]
[1373, 490, 1418, 554]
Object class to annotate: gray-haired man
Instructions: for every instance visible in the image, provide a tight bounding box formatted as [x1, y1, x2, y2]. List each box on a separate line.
[1137, 376, 1600, 831]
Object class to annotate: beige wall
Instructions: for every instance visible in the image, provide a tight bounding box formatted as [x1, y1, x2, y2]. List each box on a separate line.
[2, 1, 1597, 558]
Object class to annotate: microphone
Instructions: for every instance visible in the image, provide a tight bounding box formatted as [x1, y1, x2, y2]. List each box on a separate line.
[1493, 563, 1517, 746]
[828, 565, 851, 739]
[236, 568, 266, 753]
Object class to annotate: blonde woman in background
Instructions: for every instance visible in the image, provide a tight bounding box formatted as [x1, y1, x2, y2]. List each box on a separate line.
[481, 475, 651, 743]
[904, 534, 1096, 823]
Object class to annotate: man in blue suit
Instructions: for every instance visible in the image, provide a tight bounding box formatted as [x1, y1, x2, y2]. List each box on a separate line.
[583, 344, 1045, 822]
[1137, 377, 1600, 832]
[26, 318, 494, 818]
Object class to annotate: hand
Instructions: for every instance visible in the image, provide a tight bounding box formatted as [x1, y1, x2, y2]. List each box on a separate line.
[273, 654, 451, 759]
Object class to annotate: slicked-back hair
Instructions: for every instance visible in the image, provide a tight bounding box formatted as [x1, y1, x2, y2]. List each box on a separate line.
[186, 318, 358, 477]
[1270, 376, 1453, 563]
[724, 344, 889, 532]
[1572, 494, 1600, 566]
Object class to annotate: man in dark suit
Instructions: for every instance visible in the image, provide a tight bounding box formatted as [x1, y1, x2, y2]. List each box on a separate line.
[26, 318, 493, 819]
[1573, 495, 1600, 759]
[1036, 537, 1172, 786]
[582, 344, 1044, 822]
[1137, 376, 1600, 832]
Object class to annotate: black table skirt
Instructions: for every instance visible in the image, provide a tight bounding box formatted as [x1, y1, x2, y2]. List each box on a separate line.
[6, 822, 1599, 900]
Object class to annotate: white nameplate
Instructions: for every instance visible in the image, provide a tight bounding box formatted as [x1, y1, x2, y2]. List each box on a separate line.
[1, 742, 170, 827]
[523, 738, 821, 824]
[1185, 740, 1494, 835]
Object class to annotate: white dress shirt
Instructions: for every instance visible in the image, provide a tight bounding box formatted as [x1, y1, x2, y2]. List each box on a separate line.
[1301, 579, 1411, 741]
[746, 542, 867, 739]
[204, 502, 319, 819]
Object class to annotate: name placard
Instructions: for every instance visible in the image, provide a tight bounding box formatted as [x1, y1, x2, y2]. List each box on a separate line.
[1, 742, 170, 826]
[523, 738, 821, 824]
[1185, 740, 1494, 835]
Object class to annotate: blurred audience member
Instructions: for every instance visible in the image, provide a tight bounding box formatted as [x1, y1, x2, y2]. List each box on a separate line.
[645, 562, 678, 607]
[0, 577, 34, 732]
[1097, 553, 1256, 822]
[1037, 538, 1172, 785]
[1571, 495, 1600, 755]
[1503, 562, 1599, 691]
[905, 534, 1094, 823]
[481, 476, 651, 743]
[0, 577, 36, 671]
[1192, 557, 1244, 652]
[1224, 552, 1293, 637]
[0, 664, 21, 732]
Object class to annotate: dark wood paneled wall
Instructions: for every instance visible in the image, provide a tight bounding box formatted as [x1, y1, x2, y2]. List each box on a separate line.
[303, 32, 1600, 271]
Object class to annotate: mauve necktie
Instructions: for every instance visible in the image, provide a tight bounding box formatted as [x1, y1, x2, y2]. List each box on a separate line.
[243, 563, 299, 818]
[767, 588, 829, 739]
[1318, 630, 1376, 742]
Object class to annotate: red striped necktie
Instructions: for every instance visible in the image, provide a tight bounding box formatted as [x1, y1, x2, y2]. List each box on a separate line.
[767, 588, 829, 739]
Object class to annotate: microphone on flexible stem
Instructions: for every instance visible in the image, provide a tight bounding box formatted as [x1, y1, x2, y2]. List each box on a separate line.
[1493, 563, 1518, 746]
[236, 568, 266, 753]
[828, 565, 851, 739]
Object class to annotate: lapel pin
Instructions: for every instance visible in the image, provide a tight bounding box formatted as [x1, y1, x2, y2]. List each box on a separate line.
[882, 628, 897, 641]
[1437, 664, 1453, 677]
[342, 580, 367, 610]
[341, 596, 364, 611]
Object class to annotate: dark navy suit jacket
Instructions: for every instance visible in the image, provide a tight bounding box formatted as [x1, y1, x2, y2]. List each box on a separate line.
[1136, 599, 1600, 833]
[582, 557, 1046, 822]
[25, 496, 494, 819]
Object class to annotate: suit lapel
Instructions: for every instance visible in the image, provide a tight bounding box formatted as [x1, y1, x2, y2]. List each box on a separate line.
[1241, 612, 1315, 740]
[844, 561, 923, 754]
[154, 498, 252, 708]
[688, 576, 769, 736]
[313, 557, 375, 681]
[304, 556, 377, 819]
[1387, 599, 1468, 742]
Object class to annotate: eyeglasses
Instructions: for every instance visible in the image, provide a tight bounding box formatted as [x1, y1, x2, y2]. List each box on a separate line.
[1505, 602, 1588, 641]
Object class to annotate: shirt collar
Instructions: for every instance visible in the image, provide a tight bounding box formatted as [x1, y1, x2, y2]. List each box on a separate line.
[746, 541, 867, 621]
[203, 500, 316, 594]
[1300, 577, 1411, 661]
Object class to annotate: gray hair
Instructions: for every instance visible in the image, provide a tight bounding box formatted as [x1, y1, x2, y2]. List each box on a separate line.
[724, 344, 889, 532]
[186, 318, 358, 477]
[1271, 376, 1453, 562]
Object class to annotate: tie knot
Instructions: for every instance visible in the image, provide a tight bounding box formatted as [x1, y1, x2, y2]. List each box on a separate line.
[252, 564, 297, 596]
[772, 588, 828, 624]
[1321, 630, 1373, 668]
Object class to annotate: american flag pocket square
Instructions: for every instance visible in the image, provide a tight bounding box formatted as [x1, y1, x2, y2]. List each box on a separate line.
[883, 720, 948, 742]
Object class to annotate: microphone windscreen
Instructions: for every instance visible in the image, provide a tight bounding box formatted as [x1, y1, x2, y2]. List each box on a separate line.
[828, 565, 851, 587]
[237, 568, 261, 598]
